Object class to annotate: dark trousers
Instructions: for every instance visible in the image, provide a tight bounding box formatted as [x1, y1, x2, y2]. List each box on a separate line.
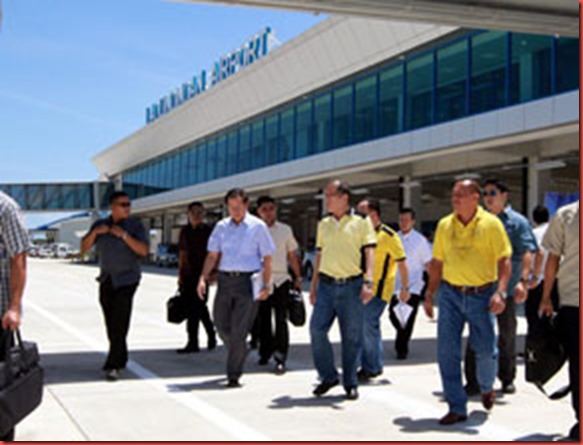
[557, 306, 580, 432]
[99, 278, 138, 370]
[388, 293, 421, 356]
[181, 282, 215, 347]
[258, 281, 291, 364]
[0, 326, 15, 442]
[213, 274, 258, 380]
[525, 280, 559, 334]
[465, 296, 516, 388]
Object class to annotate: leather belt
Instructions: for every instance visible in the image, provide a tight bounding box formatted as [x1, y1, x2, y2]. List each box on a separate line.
[219, 271, 255, 277]
[320, 273, 362, 285]
[444, 280, 495, 296]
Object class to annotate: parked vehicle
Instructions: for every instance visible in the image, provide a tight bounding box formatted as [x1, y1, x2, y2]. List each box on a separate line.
[156, 244, 179, 268]
[38, 245, 54, 259]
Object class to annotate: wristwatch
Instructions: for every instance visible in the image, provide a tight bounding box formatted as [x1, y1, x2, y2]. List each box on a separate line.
[496, 290, 508, 299]
[363, 279, 373, 287]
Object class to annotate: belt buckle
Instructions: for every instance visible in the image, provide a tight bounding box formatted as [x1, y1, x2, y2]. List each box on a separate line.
[337, 277, 347, 285]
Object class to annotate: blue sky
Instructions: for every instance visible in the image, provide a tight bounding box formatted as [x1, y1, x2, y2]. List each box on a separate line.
[0, 0, 324, 227]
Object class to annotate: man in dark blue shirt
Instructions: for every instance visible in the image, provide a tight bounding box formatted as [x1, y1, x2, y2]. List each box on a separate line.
[81, 191, 148, 381]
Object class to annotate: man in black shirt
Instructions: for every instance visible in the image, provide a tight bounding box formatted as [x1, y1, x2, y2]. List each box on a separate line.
[81, 191, 148, 381]
[177, 202, 216, 353]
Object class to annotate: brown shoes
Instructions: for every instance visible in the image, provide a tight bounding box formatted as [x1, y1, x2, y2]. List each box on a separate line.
[439, 412, 468, 425]
[482, 390, 496, 410]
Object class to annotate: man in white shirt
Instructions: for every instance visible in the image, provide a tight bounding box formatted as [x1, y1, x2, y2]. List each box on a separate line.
[256, 196, 303, 375]
[390, 208, 432, 359]
[525, 205, 558, 332]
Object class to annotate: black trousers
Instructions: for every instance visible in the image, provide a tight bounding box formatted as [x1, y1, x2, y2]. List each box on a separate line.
[99, 278, 138, 370]
[557, 306, 580, 431]
[0, 326, 15, 442]
[465, 296, 516, 388]
[388, 293, 421, 356]
[258, 281, 291, 363]
[181, 282, 215, 347]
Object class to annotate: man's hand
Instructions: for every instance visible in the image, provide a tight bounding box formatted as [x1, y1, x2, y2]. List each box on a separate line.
[257, 288, 271, 301]
[309, 288, 317, 306]
[2, 308, 21, 330]
[93, 224, 110, 236]
[539, 298, 554, 317]
[110, 225, 126, 239]
[399, 288, 410, 303]
[513, 281, 528, 304]
[423, 293, 434, 319]
[489, 292, 506, 315]
[361, 284, 373, 304]
[293, 277, 303, 292]
[197, 279, 207, 301]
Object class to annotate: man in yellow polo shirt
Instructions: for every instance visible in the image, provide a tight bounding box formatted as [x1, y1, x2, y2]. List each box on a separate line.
[309, 180, 376, 401]
[424, 179, 511, 426]
[356, 199, 408, 382]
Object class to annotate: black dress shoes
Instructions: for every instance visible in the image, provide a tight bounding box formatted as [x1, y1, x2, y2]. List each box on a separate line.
[344, 387, 359, 400]
[176, 344, 200, 354]
[274, 362, 286, 375]
[439, 412, 468, 425]
[312, 379, 339, 397]
[226, 379, 241, 388]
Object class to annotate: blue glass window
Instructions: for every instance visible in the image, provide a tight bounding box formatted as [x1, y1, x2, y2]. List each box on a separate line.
[379, 64, 404, 136]
[556, 37, 579, 93]
[216, 135, 227, 178]
[186, 146, 197, 186]
[406, 53, 433, 130]
[239, 125, 251, 172]
[227, 131, 239, 176]
[354, 75, 377, 143]
[207, 139, 218, 181]
[295, 100, 312, 158]
[280, 108, 294, 162]
[437, 39, 468, 122]
[265, 115, 279, 165]
[333, 85, 353, 149]
[313, 93, 331, 153]
[510, 34, 551, 104]
[471, 31, 507, 113]
[251, 120, 265, 169]
[197, 143, 207, 183]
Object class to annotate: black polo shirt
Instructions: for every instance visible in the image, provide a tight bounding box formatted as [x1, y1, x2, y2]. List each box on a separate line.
[178, 223, 212, 281]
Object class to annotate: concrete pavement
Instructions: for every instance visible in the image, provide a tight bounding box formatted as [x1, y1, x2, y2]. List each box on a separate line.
[13, 258, 575, 441]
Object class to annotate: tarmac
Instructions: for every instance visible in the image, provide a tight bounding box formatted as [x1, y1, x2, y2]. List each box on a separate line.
[13, 258, 575, 441]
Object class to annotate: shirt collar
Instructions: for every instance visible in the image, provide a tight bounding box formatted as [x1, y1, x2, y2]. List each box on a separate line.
[455, 205, 484, 227]
[228, 213, 249, 227]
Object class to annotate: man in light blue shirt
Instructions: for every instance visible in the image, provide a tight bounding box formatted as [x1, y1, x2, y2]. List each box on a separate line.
[198, 188, 275, 388]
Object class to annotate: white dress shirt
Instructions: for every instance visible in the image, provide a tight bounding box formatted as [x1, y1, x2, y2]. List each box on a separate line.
[394, 229, 432, 295]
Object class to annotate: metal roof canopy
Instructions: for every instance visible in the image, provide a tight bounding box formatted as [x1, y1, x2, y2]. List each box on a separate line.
[175, 0, 578, 37]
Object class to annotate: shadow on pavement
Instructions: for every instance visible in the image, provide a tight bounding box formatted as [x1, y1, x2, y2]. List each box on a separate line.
[393, 410, 488, 436]
[514, 433, 565, 441]
[269, 394, 346, 410]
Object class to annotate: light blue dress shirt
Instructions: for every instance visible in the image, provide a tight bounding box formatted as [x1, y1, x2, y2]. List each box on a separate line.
[207, 213, 275, 272]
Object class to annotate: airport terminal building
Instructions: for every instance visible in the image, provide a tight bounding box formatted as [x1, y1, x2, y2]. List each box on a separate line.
[92, 16, 579, 248]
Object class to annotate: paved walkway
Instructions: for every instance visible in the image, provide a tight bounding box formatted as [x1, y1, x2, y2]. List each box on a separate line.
[14, 259, 574, 441]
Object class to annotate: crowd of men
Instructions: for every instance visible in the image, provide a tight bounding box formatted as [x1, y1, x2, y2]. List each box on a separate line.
[0, 175, 579, 441]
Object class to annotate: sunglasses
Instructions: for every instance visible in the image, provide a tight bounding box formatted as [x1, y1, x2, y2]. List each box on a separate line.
[482, 190, 499, 197]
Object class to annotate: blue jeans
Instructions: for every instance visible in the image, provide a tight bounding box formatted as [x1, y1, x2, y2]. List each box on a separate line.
[310, 278, 364, 388]
[360, 296, 387, 375]
[437, 282, 498, 415]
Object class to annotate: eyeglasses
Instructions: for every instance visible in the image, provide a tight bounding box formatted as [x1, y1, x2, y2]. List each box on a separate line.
[482, 190, 498, 197]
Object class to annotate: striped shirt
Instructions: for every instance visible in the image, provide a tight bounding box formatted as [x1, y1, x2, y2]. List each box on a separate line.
[0, 192, 30, 316]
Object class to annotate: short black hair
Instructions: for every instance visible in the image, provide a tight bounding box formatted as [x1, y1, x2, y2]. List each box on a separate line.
[109, 191, 129, 205]
[532, 205, 550, 224]
[400, 207, 416, 219]
[188, 201, 204, 211]
[484, 178, 509, 193]
[329, 179, 352, 200]
[256, 195, 276, 208]
[365, 199, 381, 217]
[224, 188, 248, 204]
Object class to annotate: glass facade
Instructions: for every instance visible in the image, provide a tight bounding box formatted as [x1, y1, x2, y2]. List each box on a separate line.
[122, 30, 579, 200]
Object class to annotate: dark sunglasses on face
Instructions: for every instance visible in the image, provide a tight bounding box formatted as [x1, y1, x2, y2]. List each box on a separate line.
[482, 190, 498, 197]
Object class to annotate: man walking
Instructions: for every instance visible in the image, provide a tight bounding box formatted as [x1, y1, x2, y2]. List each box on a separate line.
[255, 196, 302, 374]
[176, 202, 216, 353]
[424, 179, 511, 425]
[197, 189, 275, 388]
[355, 199, 407, 382]
[465, 179, 538, 395]
[390, 207, 432, 360]
[81, 191, 148, 381]
[539, 200, 579, 441]
[310, 180, 376, 401]
[0, 191, 29, 442]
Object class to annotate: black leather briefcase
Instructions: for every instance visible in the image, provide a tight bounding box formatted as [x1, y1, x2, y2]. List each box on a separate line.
[0, 330, 44, 436]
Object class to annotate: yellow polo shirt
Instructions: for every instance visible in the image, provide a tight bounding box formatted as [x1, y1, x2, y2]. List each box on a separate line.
[433, 206, 512, 286]
[316, 213, 377, 279]
[373, 224, 406, 302]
